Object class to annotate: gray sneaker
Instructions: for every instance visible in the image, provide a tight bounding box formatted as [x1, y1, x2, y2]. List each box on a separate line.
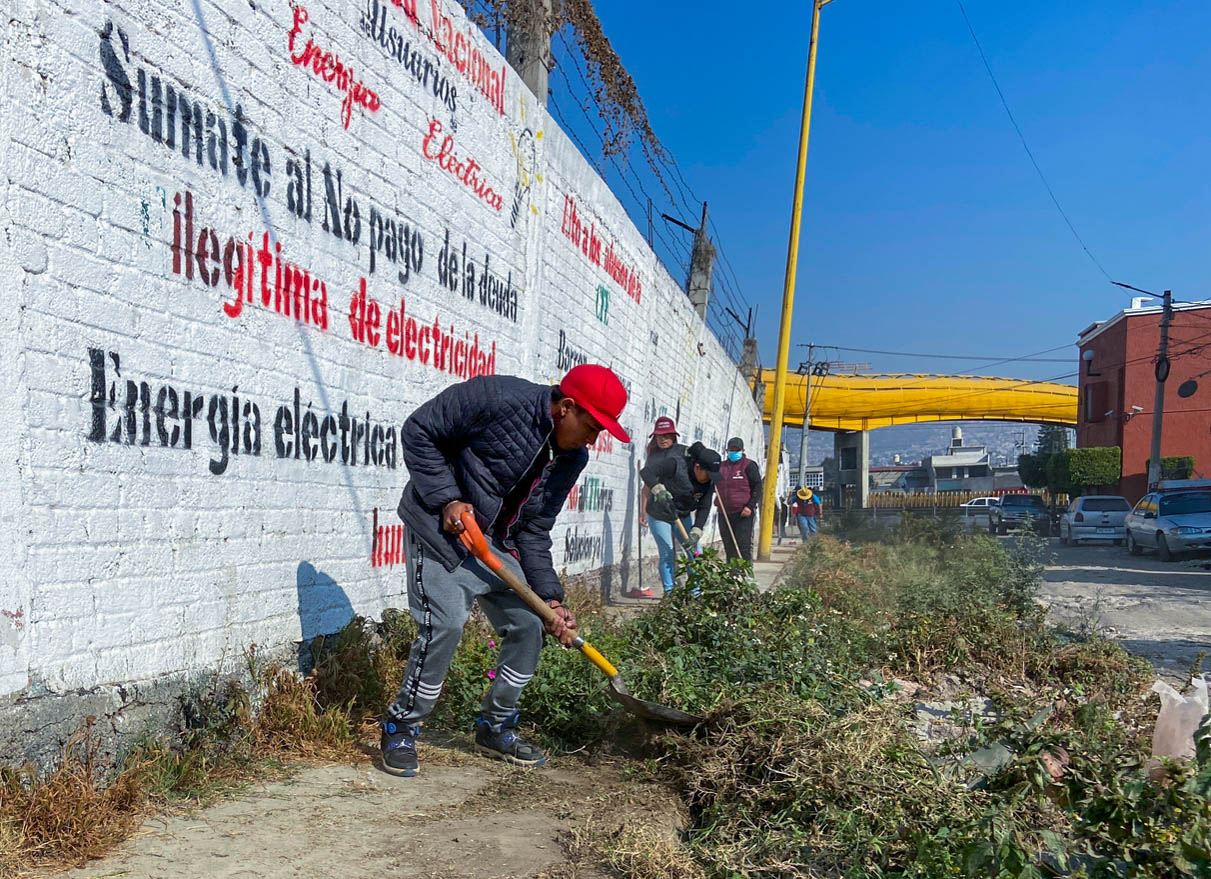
[474, 713, 546, 767]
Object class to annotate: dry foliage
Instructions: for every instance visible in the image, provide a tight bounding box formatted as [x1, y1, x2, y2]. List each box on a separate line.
[0, 719, 146, 876]
[456, 0, 679, 194]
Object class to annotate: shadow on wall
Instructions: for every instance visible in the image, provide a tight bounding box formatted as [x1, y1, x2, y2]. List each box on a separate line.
[296, 561, 355, 673]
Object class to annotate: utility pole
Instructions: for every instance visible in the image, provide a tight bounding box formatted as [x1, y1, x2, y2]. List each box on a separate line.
[797, 343, 814, 489]
[505, 0, 552, 105]
[758, 0, 833, 561]
[686, 201, 713, 320]
[1147, 290, 1173, 489]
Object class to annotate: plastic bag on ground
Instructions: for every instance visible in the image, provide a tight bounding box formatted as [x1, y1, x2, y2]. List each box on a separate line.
[1151, 675, 1209, 762]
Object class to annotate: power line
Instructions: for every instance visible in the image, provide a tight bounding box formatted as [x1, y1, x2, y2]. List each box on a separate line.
[800, 343, 1073, 362]
[955, 0, 1113, 284]
[550, 36, 749, 360]
[861, 324, 1211, 417]
[555, 31, 752, 320]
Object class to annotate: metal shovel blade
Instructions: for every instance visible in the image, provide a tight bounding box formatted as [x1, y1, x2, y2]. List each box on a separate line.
[606, 674, 703, 727]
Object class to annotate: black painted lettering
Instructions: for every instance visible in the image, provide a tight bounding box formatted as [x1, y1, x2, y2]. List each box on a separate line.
[98, 21, 132, 121]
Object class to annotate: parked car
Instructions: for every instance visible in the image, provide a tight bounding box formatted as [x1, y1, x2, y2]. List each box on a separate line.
[1124, 487, 1211, 561]
[989, 494, 1049, 534]
[1059, 495, 1130, 545]
[959, 496, 1000, 516]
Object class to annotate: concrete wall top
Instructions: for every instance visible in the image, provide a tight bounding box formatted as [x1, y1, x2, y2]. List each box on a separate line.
[0, 0, 763, 709]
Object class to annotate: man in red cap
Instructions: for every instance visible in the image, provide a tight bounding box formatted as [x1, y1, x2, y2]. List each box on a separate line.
[382, 365, 630, 777]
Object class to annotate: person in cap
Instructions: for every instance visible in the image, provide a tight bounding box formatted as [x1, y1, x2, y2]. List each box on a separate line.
[382, 365, 630, 776]
[792, 486, 821, 540]
[718, 437, 763, 564]
[635, 435, 721, 596]
[630, 417, 684, 598]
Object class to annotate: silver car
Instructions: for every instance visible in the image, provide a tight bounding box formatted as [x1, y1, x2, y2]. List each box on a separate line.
[1125, 489, 1211, 561]
[1059, 495, 1129, 545]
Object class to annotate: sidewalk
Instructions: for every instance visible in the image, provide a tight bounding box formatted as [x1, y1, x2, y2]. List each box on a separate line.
[753, 541, 801, 592]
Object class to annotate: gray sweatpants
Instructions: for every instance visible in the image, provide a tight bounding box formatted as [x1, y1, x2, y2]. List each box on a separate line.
[386, 528, 545, 729]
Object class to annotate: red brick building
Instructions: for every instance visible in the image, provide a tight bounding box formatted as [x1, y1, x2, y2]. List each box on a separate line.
[1076, 299, 1211, 501]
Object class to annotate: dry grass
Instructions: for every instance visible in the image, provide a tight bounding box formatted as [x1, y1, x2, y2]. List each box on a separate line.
[0, 720, 147, 877]
[568, 820, 706, 879]
[252, 667, 358, 759]
[0, 657, 377, 877]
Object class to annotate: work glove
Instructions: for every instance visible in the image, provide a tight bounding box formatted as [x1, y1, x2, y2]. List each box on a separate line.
[684, 526, 703, 547]
[650, 484, 673, 505]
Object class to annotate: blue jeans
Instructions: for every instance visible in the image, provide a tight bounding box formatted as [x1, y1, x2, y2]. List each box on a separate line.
[797, 515, 818, 540]
[649, 515, 695, 592]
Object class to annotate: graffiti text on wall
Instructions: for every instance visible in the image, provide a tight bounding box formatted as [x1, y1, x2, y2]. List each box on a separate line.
[422, 118, 503, 212]
[560, 195, 641, 304]
[566, 476, 614, 513]
[288, 5, 382, 130]
[88, 350, 401, 476]
[348, 281, 499, 378]
[436, 230, 518, 322]
[375, 0, 506, 114]
[425, 0, 506, 115]
[371, 508, 406, 567]
[556, 330, 588, 371]
[98, 21, 510, 295]
[595, 285, 610, 325]
[563, 527, 602, 565]
[589, 432, 613, 459]
[100, 22, 270, 199]
[173, 191, 329, 329]
[360, 0, 457, 113]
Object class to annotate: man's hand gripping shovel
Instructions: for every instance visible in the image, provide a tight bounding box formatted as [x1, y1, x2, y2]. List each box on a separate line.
[457, 512, 702, 728]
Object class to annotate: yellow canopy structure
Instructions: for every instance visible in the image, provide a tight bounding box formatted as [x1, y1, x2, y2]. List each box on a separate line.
[755, 370, 1077, 432]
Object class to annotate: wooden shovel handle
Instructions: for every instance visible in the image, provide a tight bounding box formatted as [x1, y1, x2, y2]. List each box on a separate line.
[457, 513, 619, 678]
[674, 518, 691, 542]
[458, 512, 558, 626]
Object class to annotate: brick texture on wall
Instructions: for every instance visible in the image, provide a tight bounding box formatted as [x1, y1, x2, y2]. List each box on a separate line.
[0, 0, 763, 764]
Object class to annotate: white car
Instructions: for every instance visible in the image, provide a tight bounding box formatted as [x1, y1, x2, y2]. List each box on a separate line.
[959, 497, 1000, 516]
[1059, 495, 1130, 545]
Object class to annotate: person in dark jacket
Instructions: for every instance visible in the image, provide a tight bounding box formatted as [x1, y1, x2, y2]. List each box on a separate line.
[632, 417, 684, 598]
[718, 437, 762, 565]
[381, 364, 630, 777]
[636, 438, 721, 595]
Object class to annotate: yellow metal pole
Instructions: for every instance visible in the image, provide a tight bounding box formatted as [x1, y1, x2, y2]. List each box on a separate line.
[758, 0, 828, 561]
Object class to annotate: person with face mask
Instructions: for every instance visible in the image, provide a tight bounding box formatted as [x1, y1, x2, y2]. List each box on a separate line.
[718, 437, 762, 564]
[382, 365, 630, 777]
[634, 428, 721, 596]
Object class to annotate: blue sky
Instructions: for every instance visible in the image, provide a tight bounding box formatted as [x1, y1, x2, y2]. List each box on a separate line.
[552, 0, 1211, 383]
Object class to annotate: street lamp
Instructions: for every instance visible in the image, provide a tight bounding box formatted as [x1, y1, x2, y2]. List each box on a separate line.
[758, 0, 834, 561]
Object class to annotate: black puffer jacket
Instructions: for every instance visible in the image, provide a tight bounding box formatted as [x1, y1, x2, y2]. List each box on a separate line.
[396, 376, 588, 601]
[641, 445, 716, 529]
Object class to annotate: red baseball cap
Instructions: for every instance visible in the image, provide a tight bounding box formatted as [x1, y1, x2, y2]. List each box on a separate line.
[559, 364, 631, 443]
[650, 416, 678, 437]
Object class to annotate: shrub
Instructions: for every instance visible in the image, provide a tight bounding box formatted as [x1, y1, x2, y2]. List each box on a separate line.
[1018, 453, 1047, 489]
[1066, 446, 1122, 493]
[1147, 455, 1197, 480]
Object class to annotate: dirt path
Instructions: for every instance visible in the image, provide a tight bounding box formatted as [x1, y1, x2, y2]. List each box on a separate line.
[52, 739, 679, 879]
[1041, 540, 1211, 678]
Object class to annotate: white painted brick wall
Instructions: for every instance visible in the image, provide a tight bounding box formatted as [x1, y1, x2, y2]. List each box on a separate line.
[0, 0, 764, 706]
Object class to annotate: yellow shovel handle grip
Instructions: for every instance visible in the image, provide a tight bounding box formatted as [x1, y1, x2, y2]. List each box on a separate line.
[575, 638, 619, 678]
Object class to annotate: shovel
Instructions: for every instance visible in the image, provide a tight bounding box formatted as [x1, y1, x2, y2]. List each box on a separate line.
[457, 512, 702, 728]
